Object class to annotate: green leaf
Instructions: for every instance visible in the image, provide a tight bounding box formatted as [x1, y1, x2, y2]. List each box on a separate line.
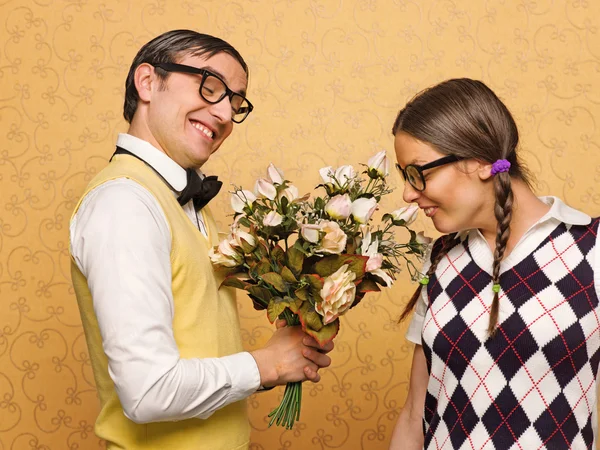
[286, 246, 305, 276]
[246, 285, 273, 303]
[304, 320, 339, 347]
[313, 255, 346, 278]
[357, 278, 381, 293]
[295, 287, 309, 301]
[285, 296, 303, 314]
[271, 245, 285, 264]
[280, 196, 289, 214]
[281, 266, 298, 283]
[261, 272, 287, 293]
[252, 258, 272, 277]
[238, 216, 252, 228]
[314, 197, 325, 211]
[221, 275, 251, 290]
[255, 240, 269, 259]
[267, 297, 289, 323]
[303, 274, 324, 293]
[297, 302, 323, 332]
[342, 255, 369, 279]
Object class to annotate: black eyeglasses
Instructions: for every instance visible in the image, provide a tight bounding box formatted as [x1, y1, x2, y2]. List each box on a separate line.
[395, 155, 465, 191]
[153, 62, 254, 124]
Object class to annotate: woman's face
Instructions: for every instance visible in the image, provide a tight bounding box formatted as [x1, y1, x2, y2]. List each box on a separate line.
[394, 131, 494, 234]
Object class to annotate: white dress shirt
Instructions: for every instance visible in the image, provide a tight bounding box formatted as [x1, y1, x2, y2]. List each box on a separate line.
[70, 133, 261, 423]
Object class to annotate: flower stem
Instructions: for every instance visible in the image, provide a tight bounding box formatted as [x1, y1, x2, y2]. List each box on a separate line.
[267, 311, 302, 429]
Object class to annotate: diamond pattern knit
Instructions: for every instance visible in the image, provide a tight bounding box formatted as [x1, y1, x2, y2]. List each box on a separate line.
[421, 219, 599, 450]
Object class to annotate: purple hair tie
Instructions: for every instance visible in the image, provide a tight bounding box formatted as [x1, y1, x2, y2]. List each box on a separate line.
[491, 159, 511, 175]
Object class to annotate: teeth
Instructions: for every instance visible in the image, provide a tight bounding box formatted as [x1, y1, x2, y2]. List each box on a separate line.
[424, 207, 435, 216]
[191, 121, 214, 139]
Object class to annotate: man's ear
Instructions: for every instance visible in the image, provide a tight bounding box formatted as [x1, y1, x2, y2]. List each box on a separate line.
[134, 63, 155, 103]
[477, 160, 494, 181]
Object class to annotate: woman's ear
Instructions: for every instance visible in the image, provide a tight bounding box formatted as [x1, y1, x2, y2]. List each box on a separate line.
[477, 161, 494, 181]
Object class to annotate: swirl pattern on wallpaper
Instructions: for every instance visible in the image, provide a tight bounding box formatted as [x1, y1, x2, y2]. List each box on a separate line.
[0, 0, 599, 449]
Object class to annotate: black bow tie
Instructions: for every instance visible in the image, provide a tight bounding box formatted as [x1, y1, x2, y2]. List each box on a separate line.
[112, 147, 222, 211]
[177, 169, 222, 211]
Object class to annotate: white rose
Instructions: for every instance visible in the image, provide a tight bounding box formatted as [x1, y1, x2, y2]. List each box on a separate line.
[390, 204, 419, 225]
[254, 178, 277, 200]
[334, 165, 355, 187]
[209, 239, 242, 268]
[351, 197, 378, 224]
[359, 230, 393, 287]
[231, 190, 257, 213]
[367, 150, 389, 178]
[263, 211, 283, 227]
[316, 264, 357, 324]
[319, 166, 335, 185]
[232, 228, 257, 252]
[278, 185, 299, 202]
[301, 223, 323, 243]
[416, 231, 433, 245]
[325, 194, 352, 220]
[267, 163, 284, 185]
[315, 220, 347, 254]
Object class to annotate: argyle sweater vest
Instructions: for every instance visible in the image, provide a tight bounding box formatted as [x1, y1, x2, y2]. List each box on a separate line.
[420, 219, 600, 449]
[71, 154, 249, 450]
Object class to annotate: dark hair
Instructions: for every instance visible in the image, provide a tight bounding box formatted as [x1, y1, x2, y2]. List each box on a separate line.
[123, 29, 249, 123]
[394, 78, 532, 335]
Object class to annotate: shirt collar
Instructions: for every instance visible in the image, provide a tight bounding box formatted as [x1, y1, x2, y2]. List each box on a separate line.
[536, 196, 591, 226]
[455, 195, 590, 243]
[116, 133, 205, 193]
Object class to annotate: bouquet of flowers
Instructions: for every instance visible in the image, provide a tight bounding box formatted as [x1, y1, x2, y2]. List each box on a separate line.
[209, 151, 429, 429]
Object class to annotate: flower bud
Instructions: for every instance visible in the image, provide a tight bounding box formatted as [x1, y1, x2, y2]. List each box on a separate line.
[263, 211, 283, 227]
[325, 194, 352, 220]
[267, 163, 285, 185]
[367, 150, 389, 178]
[254, 178, 277, 200]
[351, 197, 378, 224]
[231, 190, 257, 213]
[301, 223, 322, 243]
[390, 204, 419, 225]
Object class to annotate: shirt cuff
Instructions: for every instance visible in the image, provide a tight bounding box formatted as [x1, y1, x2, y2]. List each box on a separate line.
[221, 351, 261, 400]
[405, 311, 424, 345]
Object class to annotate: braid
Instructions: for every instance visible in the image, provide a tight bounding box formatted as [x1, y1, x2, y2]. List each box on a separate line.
[488, 172, 514, 335]
[399, 233, 457, 323]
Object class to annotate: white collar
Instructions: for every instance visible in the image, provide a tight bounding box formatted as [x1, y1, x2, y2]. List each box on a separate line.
[535, 195, 591, 226]
[454, 195, 590, 243]
[116, 133, 206, 193]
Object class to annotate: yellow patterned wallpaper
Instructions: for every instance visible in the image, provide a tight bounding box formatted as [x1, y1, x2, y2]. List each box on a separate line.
[1, 0, 599, 449]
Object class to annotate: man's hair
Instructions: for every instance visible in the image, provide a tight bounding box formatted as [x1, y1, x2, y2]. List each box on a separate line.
[123, 29, 249, 123]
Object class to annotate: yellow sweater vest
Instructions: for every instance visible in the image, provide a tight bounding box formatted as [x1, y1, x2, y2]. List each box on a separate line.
[70, 154, 250, 449]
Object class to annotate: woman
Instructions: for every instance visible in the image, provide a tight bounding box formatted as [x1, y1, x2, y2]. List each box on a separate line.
[389, 78, 599, 449]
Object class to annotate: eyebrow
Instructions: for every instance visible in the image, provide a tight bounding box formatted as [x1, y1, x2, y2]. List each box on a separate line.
[201, 65, 247, 96]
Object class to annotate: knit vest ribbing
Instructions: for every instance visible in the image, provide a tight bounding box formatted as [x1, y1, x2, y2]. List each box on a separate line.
[421, 219, 600, 449]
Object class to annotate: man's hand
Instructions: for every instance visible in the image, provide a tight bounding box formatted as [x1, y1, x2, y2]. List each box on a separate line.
[250, 320, 334, 388]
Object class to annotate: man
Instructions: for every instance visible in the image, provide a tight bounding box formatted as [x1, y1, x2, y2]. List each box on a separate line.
[70, 29, 332, 450]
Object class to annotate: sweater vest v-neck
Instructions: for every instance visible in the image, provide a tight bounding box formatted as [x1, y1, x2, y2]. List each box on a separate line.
[421, 219, 600, 449]
[71, 154, 249, 450]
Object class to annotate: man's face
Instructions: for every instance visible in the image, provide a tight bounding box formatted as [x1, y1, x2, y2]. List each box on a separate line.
[145, 52, 248, 169]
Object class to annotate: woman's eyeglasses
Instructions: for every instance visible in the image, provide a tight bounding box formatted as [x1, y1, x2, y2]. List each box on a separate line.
[395, 155, 465, 191]
[153, 62, 253, 124]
